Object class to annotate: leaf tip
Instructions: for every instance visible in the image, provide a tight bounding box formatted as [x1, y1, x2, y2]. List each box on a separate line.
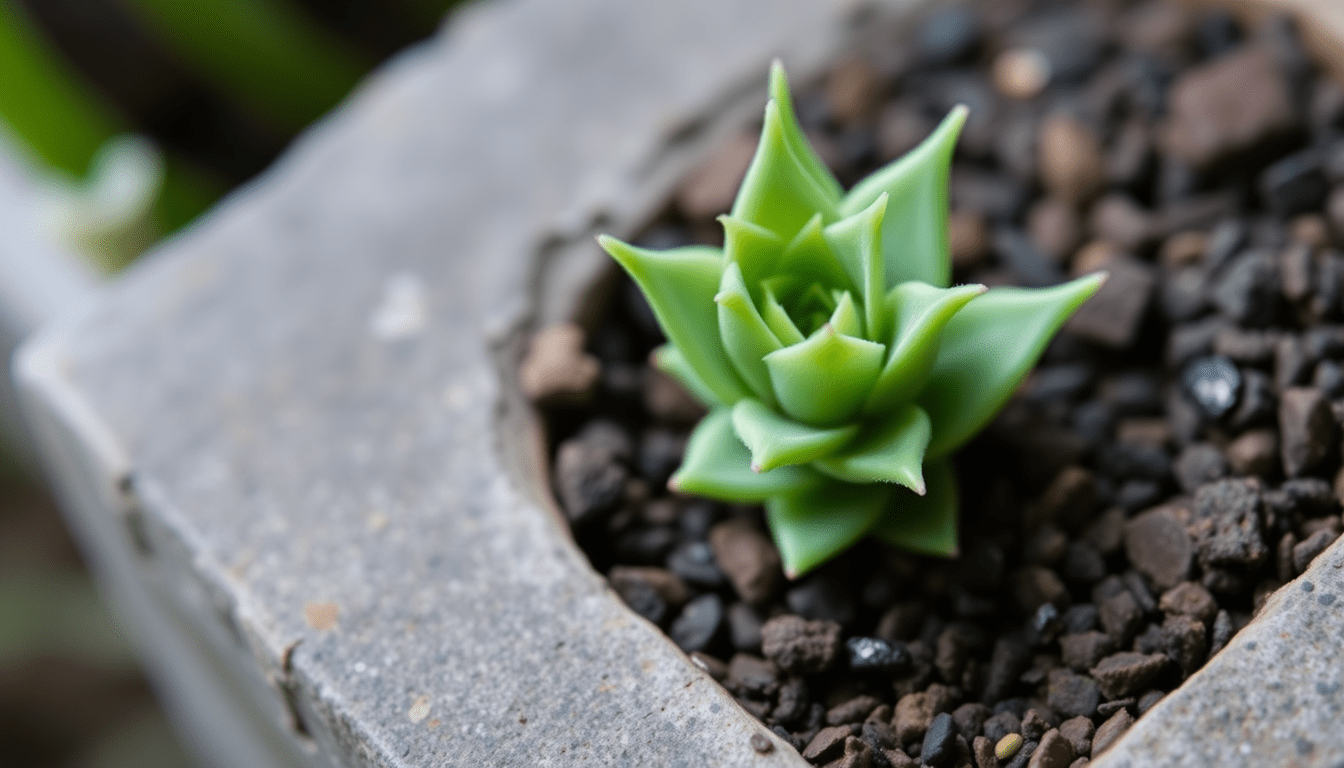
[769, 59, 788, 93]
[667, 475, 681, 493]
[750, 462, 763, 473]
[595, 233, 623, 255]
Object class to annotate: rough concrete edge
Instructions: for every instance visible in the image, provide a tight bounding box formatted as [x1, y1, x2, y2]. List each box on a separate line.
[12, 331, 327, 768]
[0, 128, 99, 465]
[1093, 534, 1344, 767]
[24, 0, 1344, 765]
[6, 3, 907, 767]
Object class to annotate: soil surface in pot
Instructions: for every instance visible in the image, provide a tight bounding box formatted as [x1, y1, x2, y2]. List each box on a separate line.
[531, 1, 1344, 765]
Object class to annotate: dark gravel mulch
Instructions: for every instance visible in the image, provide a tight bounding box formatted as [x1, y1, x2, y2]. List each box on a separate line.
[531, 1, 1344, 765]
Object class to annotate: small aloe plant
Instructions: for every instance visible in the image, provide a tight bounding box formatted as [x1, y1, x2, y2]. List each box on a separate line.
[599, 63, 1103, 578]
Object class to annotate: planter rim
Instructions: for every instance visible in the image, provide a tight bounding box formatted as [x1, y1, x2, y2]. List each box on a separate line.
[10, 0, 1344, 766]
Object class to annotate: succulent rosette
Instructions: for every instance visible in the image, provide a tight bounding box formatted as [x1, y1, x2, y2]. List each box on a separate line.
[599, 64, 1103, 577]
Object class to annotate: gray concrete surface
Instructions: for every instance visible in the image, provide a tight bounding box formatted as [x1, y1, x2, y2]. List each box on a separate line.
[1095, 536, 1344, 768]
[14, 0, 1344, 766]
[0, 130, 98, 461]
[11, 0, 893, 765]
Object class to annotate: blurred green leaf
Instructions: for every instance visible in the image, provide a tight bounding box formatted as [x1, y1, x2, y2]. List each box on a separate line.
[0, 0, 123, 176]
[0, 571, 137, 669]
[120, 0, 373, 132]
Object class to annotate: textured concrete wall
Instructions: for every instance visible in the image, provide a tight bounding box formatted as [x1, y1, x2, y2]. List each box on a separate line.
[13, 0, 1344, 766]
[1095, 537, 1344, 768]
[11, 0, 893, 765]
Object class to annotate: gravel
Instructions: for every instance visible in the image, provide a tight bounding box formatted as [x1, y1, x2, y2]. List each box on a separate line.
[540, 2, 1344, 764]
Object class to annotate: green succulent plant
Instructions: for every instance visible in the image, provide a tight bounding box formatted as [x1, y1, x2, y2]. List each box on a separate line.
[599, 63, 1103, 578]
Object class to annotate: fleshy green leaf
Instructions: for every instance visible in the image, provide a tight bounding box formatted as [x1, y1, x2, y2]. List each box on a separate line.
[716, 261, 783, 407]
[823, 194, 887, 340]
[651, 344, 717, 407]
[760, 284, 806, 346]
[732, 87, 841, 239]
[872, 457, 959, 556]
[670, 409, 820, 501]
[767, 62, 844, 207]
[780, 214, 857, 293]
[828, 290, 864, 338]
[814, 403, 931, 491]
[920, 273, 1106, 457]
[766, 479, 890, 578]
[840, 106, 967, 289]
[863, 282, 986, 415]
[720, 215, 785, 291]
[731, 398, 860, 472]
[600, 236, 748, 406]
[764, 324, 885, 427]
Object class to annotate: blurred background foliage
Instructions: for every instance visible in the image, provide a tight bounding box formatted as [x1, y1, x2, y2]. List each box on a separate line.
[0, 0, 462, 271]
[0, 1, 460, 764]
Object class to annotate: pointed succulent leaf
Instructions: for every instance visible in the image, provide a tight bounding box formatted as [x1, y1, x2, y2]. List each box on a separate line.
[921, 273, 1107, 458]
[766, 479, 890, 578]
[814, 403, 930, 491]
[598, 64, 1102, 575]
[600, 236, 749, 406]
[871, 457, 959, 556]
[863, 282, 986, 414]
[732, 94, 840, 239]
[781, 213, 857, 293]
[671, 409, 820, 501]
[764, 324, 885, 427]
[716, 261, 784, 407]
[840, 106, 967, 289]
[767, 61, 844, 206]
[760, 284, 806, 346]
[651, 344, 718, 407]
[798, 282, 837, 314]
[731, 398, 860, 472]
[720, 215, 785, 291]
[823, 193, 888, 339]
[827, 290, 864, 338]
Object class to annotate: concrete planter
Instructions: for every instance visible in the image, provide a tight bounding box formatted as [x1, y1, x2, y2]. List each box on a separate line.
[10, 0, 1344, 766]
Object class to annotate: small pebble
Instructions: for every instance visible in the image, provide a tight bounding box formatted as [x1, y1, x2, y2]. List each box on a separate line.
[997, 733, 1025, 761]
[520, 323, 600, 405]
[1183, 356, 1241, 418]
[922, 713, 957, 766]
[749, 732, 773, 754]
[669, 594, 723, 653]
[994, 48, 1051, 99]
[846, 636, 912, 674]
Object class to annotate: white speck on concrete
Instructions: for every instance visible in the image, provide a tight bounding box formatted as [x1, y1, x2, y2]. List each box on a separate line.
[443, 383, 471, 411]
[408, 695, 431, 723]
[369, 272, 427, 341]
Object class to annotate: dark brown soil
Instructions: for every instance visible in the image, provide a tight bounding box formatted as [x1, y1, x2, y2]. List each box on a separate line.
[535, 1, 1344, 765]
